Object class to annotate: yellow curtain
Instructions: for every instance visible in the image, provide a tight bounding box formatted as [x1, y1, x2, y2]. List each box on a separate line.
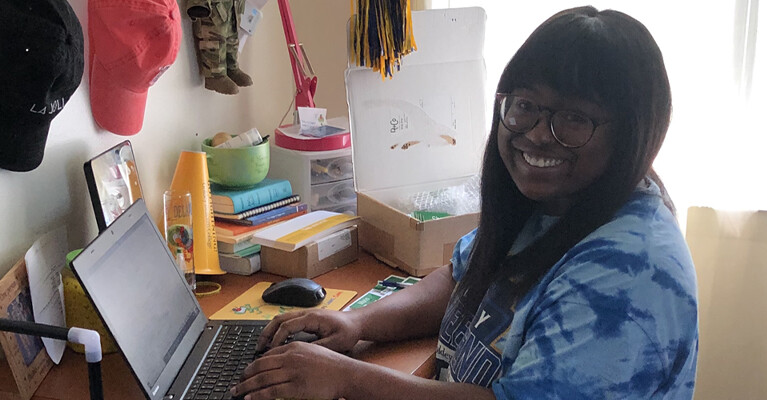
[686, 207, 767, 399]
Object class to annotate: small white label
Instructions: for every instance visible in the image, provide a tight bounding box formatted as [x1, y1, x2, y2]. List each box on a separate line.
[298, 106, 328, 132]
[149, 65, 171, 86]
[316, 228, 352, 261]
[239, 1, 263, 35]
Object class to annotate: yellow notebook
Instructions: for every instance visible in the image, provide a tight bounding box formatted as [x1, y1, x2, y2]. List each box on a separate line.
[249, 211, 360, 252]
[209, 282, 357, 320]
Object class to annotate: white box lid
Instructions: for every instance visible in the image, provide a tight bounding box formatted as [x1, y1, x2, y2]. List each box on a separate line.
[345, 7, 487, 193]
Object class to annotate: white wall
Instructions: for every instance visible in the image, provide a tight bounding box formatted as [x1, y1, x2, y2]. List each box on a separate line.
[0, 0, 351, 277]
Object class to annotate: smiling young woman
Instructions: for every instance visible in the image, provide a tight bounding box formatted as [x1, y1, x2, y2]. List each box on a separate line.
[496, 86, 616, 215]
[231, 7, 698, 400]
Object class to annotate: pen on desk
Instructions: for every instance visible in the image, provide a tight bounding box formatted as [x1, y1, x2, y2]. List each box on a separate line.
[378, 280, 413, 289]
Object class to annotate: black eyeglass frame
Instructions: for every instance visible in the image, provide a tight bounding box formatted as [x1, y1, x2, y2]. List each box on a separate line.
[496, 93, 610, 148]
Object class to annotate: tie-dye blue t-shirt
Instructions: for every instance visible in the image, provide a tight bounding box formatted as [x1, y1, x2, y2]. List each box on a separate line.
[436, 180, 698, 399]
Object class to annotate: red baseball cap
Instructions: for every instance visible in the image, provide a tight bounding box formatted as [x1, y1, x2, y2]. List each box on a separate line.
[88, 0, 181, 136]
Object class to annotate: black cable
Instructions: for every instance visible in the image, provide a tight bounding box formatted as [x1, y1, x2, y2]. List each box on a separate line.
[0, 318, 104, 400]
[88, 361, 104, 400]
[0, 318, 69, 340]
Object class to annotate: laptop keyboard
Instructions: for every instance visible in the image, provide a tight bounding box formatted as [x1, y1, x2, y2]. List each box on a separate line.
[184, 324, 263, 400]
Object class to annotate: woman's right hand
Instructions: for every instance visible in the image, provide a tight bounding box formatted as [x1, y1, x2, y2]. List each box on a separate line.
[255, 309, 362, 353]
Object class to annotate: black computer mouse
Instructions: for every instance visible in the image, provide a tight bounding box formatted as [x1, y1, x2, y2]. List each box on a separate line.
[261, 278, 326, 307]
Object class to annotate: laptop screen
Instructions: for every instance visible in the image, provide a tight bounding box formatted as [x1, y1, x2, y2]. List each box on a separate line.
[71, 199, 208, 399]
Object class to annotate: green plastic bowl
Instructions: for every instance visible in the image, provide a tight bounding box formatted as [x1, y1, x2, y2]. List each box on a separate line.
[201, 137, 270, 189]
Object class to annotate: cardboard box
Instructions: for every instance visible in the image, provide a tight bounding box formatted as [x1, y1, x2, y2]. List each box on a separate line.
[357, 193, 479, 277]
[260, 226, 359, 278]
[345, 8, 486, 276]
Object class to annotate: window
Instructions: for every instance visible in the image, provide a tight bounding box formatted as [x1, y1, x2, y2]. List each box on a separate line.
[431, 1, 766, 226]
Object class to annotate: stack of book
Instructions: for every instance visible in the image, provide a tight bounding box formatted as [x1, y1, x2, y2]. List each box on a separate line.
[211, 178, 308, 274]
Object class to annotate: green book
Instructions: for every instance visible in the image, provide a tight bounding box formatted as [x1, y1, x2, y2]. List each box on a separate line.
[217, 241, 259, 254]
[233, 244, 261, 257]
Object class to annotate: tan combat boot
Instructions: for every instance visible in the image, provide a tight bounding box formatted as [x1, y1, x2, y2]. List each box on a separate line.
[227, 68, 253, 87]
[205, 76, 239, 95]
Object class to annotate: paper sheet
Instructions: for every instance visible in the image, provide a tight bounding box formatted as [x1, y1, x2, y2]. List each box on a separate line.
[24, 227, 68, 364]
[209, 282, 356, 320]
[237, 0, 268, 52]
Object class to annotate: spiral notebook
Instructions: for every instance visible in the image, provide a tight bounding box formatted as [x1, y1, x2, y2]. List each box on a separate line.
[213, 194, 301, 220]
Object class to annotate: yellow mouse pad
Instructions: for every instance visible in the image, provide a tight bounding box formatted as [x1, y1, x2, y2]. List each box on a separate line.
[209, 282, 357, 320]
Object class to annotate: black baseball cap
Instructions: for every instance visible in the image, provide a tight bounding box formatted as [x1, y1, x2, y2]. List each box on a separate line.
[0, 0, 84, 172]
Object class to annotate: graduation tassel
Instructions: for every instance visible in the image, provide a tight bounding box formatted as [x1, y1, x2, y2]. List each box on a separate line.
[350, 0, 416, 80]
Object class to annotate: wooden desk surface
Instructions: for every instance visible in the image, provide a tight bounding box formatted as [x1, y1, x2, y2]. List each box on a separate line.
[0, 252, 436, 400]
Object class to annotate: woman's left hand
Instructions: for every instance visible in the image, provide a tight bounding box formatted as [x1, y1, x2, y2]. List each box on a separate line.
[231, 341, 354, 400]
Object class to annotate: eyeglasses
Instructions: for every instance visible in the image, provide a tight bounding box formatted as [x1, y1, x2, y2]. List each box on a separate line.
[497, 94, 609, 148]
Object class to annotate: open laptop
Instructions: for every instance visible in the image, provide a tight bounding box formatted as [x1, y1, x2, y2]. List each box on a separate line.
[70, 198, 311, 400]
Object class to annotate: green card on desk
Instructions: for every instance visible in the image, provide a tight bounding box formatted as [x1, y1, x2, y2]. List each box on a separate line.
[344, 275, 422, 310]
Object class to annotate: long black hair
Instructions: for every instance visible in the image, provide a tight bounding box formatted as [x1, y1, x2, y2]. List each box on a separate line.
[457, 6, 673, 313]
